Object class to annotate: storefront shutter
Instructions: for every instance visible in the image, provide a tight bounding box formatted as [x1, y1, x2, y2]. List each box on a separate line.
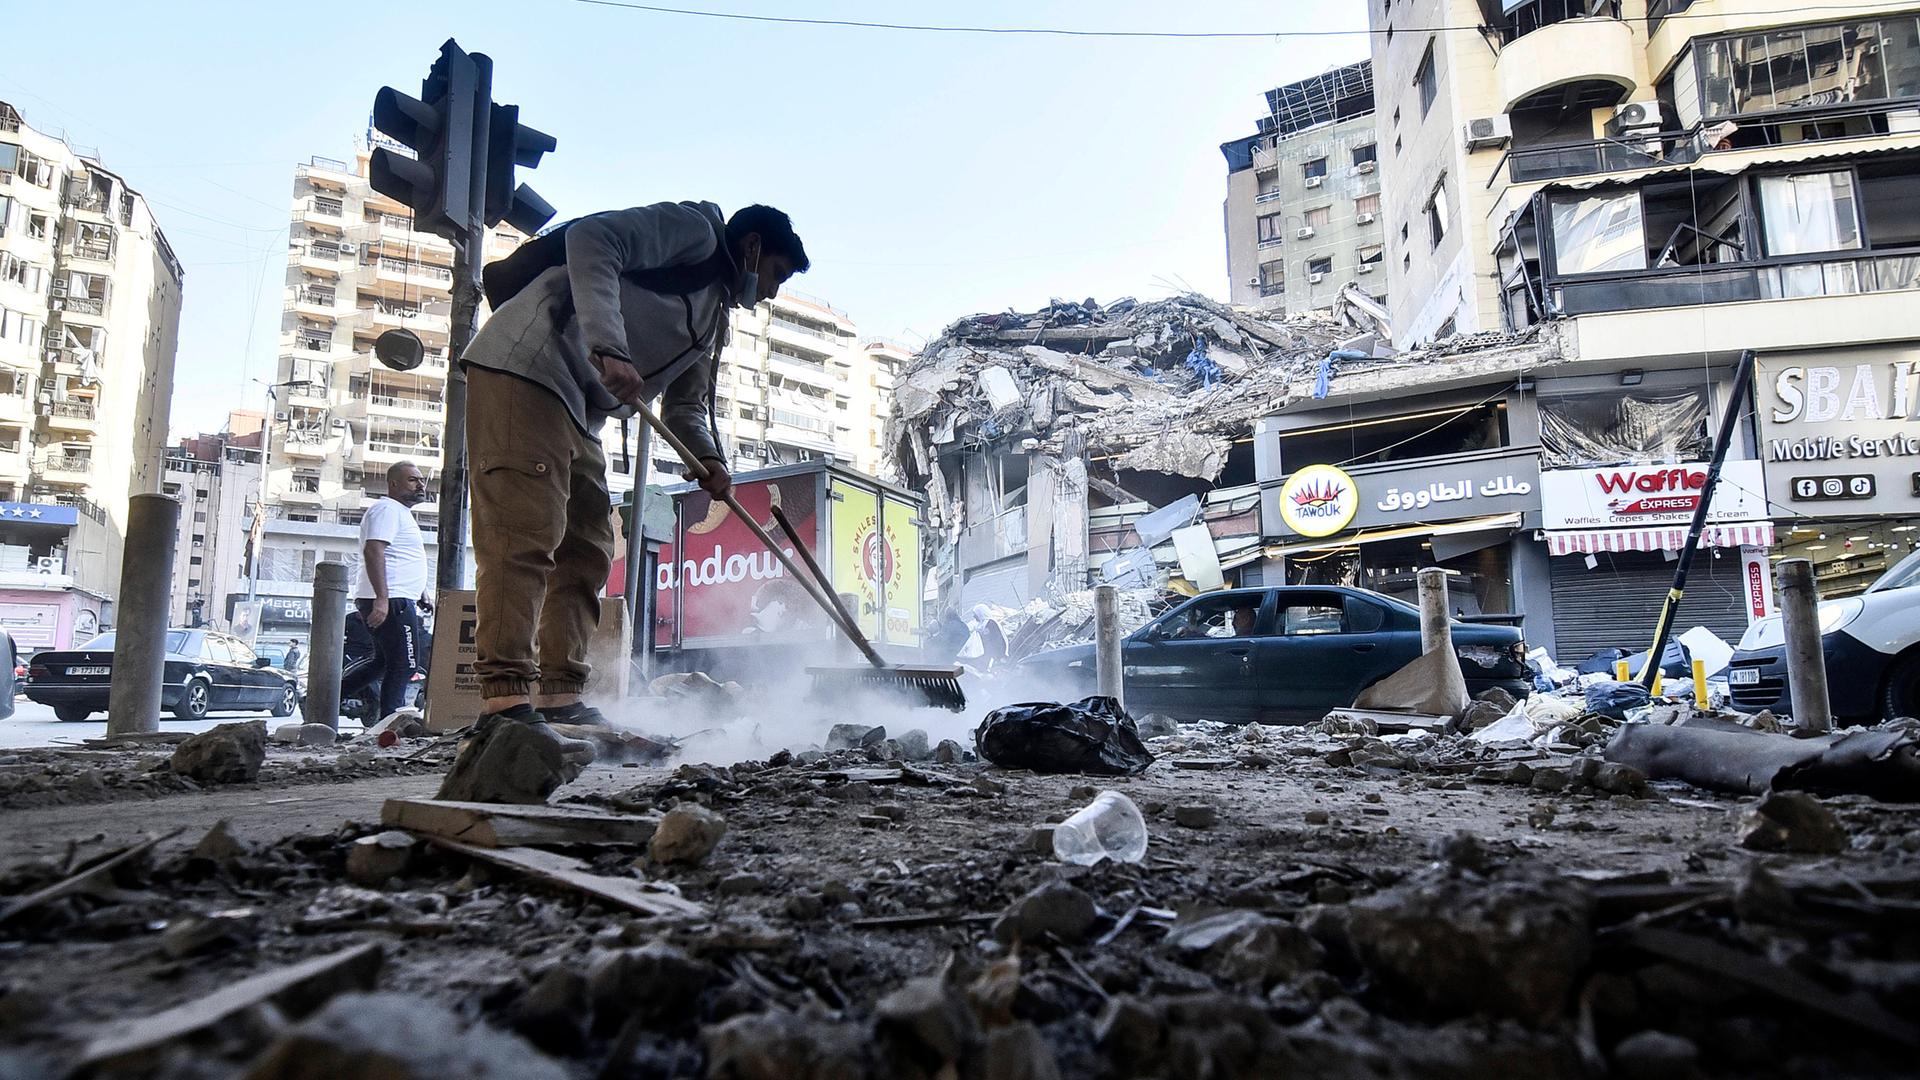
[1547, 550, 1751, 667]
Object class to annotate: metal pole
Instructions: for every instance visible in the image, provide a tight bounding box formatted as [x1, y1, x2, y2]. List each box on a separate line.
[1093, 583, 1124, 706]
[624, 422, 652, 678]
[1776, 557, 1834, 733]
[1417, 567, 1452, 655]
[106, 494, 179, 735]
[436, 237, 479, 592]
[1638, 348, 1758, 690]
[245, 387, 276, 605]
[305, 561, 348, 730]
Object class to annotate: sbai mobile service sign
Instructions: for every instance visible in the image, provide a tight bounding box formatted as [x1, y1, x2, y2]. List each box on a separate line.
[1278, 464, 1359, 538]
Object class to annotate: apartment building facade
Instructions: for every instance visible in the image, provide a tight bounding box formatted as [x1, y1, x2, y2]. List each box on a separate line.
[1363, 0, 1920, 654]
[245, 151, 523, 641]
[1222, 62, 1388, 314]
[162, 420, 261, 630]
[0, 101, 183, 650]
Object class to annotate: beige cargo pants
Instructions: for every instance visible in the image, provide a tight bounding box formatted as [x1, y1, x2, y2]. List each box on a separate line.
[466, 366, 615, 700]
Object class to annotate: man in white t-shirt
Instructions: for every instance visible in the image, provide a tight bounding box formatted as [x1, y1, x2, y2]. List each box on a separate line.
[354, 460, 430, 720]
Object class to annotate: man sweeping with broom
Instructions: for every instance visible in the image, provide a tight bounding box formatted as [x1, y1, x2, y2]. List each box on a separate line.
[437, 202, 809, 803]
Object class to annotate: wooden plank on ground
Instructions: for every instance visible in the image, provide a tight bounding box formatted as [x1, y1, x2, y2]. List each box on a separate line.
[430, 838, 706, 919]
[80, 943, 382, 1066]
[381, 798, 658, 848]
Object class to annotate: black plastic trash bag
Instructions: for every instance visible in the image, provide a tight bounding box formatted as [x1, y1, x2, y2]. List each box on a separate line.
[1577, 647, 1630, 676]
[1585, 679, 1652, 720]
[974, 696, 1154, 776]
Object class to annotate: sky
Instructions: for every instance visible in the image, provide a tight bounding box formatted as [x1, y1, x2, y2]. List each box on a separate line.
[0, 1, 1369, 436]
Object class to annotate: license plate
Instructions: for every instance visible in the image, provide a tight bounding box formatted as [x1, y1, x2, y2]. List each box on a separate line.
[1729, 668, 1760, 686]
[67, 665, 110, 676]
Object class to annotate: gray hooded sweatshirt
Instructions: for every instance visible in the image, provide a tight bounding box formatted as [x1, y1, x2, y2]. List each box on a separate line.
[461, 200, 736, 461]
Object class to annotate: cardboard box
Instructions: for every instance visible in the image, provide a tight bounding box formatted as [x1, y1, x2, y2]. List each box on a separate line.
[585, 600, 632, 701]
[425, 588, 481, 733]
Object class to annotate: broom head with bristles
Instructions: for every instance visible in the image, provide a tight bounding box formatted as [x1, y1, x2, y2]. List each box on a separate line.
[806, 664, 968, 713]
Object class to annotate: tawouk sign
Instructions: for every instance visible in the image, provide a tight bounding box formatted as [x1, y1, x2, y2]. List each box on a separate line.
[1757, 350, 1920, 516]
[1540, 461, 1768, 530]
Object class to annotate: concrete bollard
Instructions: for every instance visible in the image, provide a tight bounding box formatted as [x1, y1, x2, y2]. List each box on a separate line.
[1416, 567, 1452, 657]
[106, 494, 180, 736]
[304, 561, 348, 730]
[1093, 584, 1125, 707]
[1776, 558, 1834, 733]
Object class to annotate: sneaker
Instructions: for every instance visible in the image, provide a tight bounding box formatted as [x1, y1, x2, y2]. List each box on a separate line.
[539, 701, 612, 728]
[436, 704, 597, 804]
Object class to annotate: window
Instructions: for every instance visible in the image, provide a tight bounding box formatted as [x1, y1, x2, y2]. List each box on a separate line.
[1356, 193, 1381, 217]
[1404, 253, 1413, 271]
[1693, 18, 1920, 120]
[28, 213, 48, 240]
[1548, 192, 1648, 274]
[1358, 244, 1385, 265]
[205, 637, 233, 664]
[1307, 256, 1334, 276]
[1400, 222, 1410, 242]
[1305, 206, 1332, 228]
[0, 306, 35, 344]
[0, 144, 16, 174]
[1282, 603, 1344, 636]
[0, 252, 42, 291]
[1259, 261, 1286, 296]
[1352, 143, 1378, 167]
[1758, 171, 1862, 256]
[0, 426, 19, 454]
[1255, 169, 1281, 201]
[1303, 157, 1328, 180]
[1154, 593, 1265, 639]
[0, 193, 11, 236]
[1415, 41, 1439, 117]
[1861, 167, 1920, 247]
[1394, 136, 1403, 156]
[1257, 213, 1285, 244]
[1345, 597, 1387, 634]
[1392, 107, 1401, 128]
[1539, 388, 1709, 468]
[1425, 176, 1451, 249]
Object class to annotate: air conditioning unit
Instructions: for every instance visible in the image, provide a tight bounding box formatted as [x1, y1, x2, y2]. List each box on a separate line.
[1357, 161, 1377, 175]
[48, 299, 63, 311]
[49, 280, 67, 297]
[1356, 264, 1375, 275]
[274, 410, 290, 422]
[1463, 114, 1514, 151]
[1245, 276, 1260, 287]
[1308, 272, 1327, 284]
[331, 419, 348, 431]
[34, 556, 60, 572]
[1356, 212, 1377, 225]
[1296, 226, 1316, 240]
[1609, 100, 1661, 134]
[1304, 175, 1325, 189]
[338, 242, 358, 255]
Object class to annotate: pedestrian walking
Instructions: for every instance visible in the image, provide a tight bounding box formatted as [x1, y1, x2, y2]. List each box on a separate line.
[355, 460, 431, 722]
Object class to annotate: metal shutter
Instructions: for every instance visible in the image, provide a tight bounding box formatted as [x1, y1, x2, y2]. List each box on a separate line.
[958, 558, 1030, 615]
[1548, 550, 1751, 667]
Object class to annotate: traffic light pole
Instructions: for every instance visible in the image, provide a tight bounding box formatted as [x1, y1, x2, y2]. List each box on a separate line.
[436, 236, 481, 591]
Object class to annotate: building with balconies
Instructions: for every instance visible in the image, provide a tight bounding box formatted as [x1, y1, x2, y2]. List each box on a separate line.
[0, 100, 183, 643]
[1222, 61, 1388, 314]
[248, 150, 520, 625]
[162, 420, 261, 631]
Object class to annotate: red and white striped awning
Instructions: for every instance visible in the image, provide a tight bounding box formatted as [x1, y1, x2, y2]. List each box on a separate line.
[1546, 522, 1775, 556]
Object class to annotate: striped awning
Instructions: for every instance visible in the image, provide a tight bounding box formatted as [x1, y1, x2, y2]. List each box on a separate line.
[1546, 522, 1774, 556]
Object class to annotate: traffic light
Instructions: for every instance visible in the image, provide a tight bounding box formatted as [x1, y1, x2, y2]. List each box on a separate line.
[484, 103, 558, 235]
[369, 39, 481, 240]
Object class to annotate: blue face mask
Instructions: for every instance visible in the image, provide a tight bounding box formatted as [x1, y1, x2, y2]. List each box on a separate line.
[736, 251, 761, 309]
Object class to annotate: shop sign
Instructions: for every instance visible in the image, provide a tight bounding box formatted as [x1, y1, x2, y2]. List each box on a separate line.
[1277, 464, 1359, 538]
[1540, 461, 1768, 530]
[1757, 351, 1920, 516]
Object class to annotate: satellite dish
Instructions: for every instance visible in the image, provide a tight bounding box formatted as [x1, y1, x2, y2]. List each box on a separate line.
[374, 329, 424, 371]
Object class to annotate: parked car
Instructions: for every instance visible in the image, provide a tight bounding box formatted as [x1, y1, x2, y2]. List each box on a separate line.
[253, 641, 309, 700]
[1018, 585, 1531, 723]
[1727, 549, 1920, 721]
[26, 629, 300, 723]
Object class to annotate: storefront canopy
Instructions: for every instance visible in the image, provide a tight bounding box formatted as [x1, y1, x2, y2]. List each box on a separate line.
[1545, 522, 1774, 556]
[1265, 513, 1524, 558]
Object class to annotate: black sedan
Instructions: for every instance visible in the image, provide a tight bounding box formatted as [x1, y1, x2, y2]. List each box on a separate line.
[1020, 585, 1531, 723]
[27, 629, 301, 723]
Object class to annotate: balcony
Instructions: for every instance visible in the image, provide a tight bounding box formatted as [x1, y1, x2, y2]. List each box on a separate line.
[365, 303, 448, 336]
[66, 239, 115, 265]
[290, 333, 333, 356]
[1495, 9, 1635, 114]
[282, 435, 331, 459]
[43, 399, 96, 433]
[364, 437, 441, 464]
[39, 453, 92, 482]
[299, 196, 345, 226]
[297, 243, 347, 275]
[366, 255, 453, 290]
[368, 393, 445, 418]
[289, 285, 338, 318]
[1548, 249, 1920, 318]
[54, 294, 106, 318]
[1254, 189, 1284, 204]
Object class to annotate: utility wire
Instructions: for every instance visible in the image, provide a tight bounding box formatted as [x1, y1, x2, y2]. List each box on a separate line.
[565, 0, 1911, 38]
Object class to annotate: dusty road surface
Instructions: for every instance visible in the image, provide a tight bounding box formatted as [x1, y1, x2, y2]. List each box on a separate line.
[1, 716, 1916, 1079]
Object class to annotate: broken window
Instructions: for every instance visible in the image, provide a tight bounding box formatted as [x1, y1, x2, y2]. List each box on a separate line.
[1303, 157, 1328, 180]
[1425, 176, 1451, 250]
[1861, 165, 1920, 247]
[1757, 171, 1862, 256]
[1257, 213, 1285, 245]
[1496, 213, 1544, 330]
[1305, 206, 1332, 229]
[1358, 244, 1384, 265]
[1307, 256, 1333, 276]
[1276, 402, 1507, 469]
[1415, 41, 1438, 117]
[1259, 261, 1286, 296]
[1255, 169, 1280, 201]
[1538, 388, 1710, 468]
[1356, 193, 1381, 217]
[1353, 143, 1378, 167]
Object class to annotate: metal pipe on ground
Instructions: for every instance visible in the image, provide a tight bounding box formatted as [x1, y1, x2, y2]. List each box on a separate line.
[106, 494, 180, 736]
[304, 561, 348, 730]
[1417, 567, 1452, 656]
[1777, 557, 1834, 733]
[1094, 584, 1125, 706]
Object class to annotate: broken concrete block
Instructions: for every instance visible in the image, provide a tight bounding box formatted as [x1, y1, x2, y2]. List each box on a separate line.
[169, 721, 267, 785]
[650, 803, 727, 866]
[875, 975, 980, 1071]
[1163, 910, 1326, 987]
[1134, 713, 1179, 740]
[189, 819, 249, 866]
[896, 728, 931, 761]
[1474, 686, 1519, 712]
[993, 881, 1097, 946]
[933, 739, 964, 764]
[1460, 700, 1510, 732]
[981, 1022, 1063, 1080]
[586, 943, 716, 1029]
[1593, 761, 1648, 797]
[702, 1008, 871, 1080]
[827, 724, 887, 750]
[241, 991, 565, 1080]
[1173, 805, 1219, 829]
[510, 965, 589, 1054]
[435, 712, 594, 805]
[345, 831, 416, 887]
[160, 908, 259, 959]
[1738, 791, 1848, 855]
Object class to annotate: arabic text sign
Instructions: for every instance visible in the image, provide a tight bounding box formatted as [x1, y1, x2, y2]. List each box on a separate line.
[1344, 451, 1542, 533]
[1539, 461, 1768, 530]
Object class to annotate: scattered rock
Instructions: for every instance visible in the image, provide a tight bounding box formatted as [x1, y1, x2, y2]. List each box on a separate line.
[1612, 1030, 1700, 1080]
[1474, 687, 1519, 713]
[1134, 714, 1179, 740]
[586, 943, 716, 1028]
[1593, 761, 1648, 797]
[1530, 767, 1570, 793]
[189, 819, 249, 866]
[241, 991, 565, 1080]
[435, 713, 594, 805]
[875, 974, 979, 1073]
[827, 724, 887, 750]
[1738, 791, 1847, 855]
[1173, 805, 1218, 829]
[1303, 809, 1330, 825]
[293, 723, 337, 747]
[650, 803, 727, 865]
[993, 881, 1098, 945]
[1461, 700, 1511, 732]
[510, 965, 589, 1054]
[933, 739, 965, 765]
[160, 908, 258, 959]
[169, 721, 267, 785]
[872, 803, 908, 822]
[1162, 910, 1325, 987]
[703, 1009, 871, 1080]
[718, 873, 768, 896]
[981, 1022, 1063, 1080]
[896, 729, 932, 761]
[972, 776, 1008, 797]
[1027, 825, 1057, 854]
[344, 831, 416, 887]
